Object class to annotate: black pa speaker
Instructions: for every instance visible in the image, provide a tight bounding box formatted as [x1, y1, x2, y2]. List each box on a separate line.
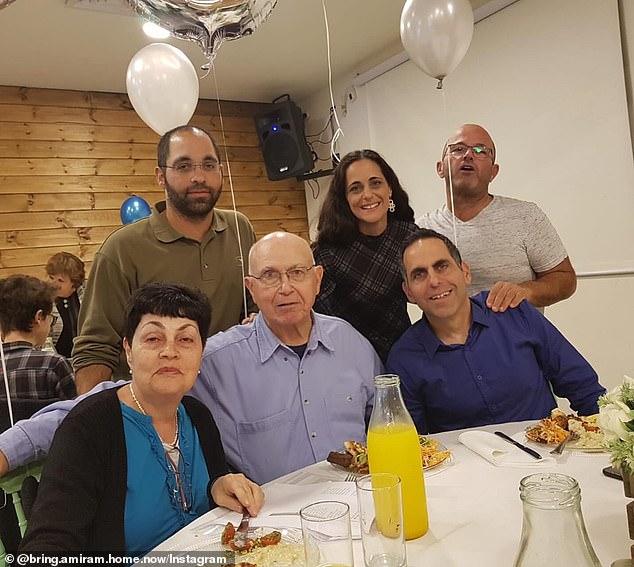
[254, 96, 314, 181]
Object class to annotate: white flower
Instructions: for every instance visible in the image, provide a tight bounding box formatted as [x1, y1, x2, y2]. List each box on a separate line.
[598, 403, 633, 442]
[598, 375, 634, 443]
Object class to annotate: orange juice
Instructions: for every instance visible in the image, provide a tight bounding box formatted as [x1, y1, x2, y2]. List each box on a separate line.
[367, 423, 428, 539]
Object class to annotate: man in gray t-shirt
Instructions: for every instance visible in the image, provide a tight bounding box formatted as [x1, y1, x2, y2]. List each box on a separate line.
[417, 123, 576, 313]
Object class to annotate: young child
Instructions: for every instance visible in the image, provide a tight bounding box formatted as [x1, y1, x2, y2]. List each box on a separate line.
[45, 252, 85, 358]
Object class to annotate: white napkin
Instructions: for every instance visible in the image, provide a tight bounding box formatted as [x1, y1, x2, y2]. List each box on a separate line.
[458, 430, 555, 467]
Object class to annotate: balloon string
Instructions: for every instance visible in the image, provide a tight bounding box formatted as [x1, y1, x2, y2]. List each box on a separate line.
[0, 341, 15, 428]
[440, 86, 458, 249]
[207, 58, 249, 320]
[321, 0, 343, 162]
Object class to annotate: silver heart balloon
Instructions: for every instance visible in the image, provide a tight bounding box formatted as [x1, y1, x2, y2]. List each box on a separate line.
[128, 0, 277, 59]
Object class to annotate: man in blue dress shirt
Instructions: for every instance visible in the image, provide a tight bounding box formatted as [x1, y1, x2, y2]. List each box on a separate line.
[0, 233, 381, 484]
[192, 231, 379, 483]
[387, 228, 605, 434]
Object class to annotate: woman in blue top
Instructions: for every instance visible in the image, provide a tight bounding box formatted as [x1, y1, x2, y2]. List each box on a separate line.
[21, 282, 263, 553]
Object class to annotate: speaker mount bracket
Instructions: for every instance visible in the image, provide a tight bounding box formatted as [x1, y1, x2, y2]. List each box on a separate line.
[295, 168, 334, 182]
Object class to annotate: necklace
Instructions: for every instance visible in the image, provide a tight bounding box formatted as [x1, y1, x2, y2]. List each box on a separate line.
[128, 383, 179, 447]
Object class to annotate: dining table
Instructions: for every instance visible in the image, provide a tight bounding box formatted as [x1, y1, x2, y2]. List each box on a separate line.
[153, 420, 629, 566]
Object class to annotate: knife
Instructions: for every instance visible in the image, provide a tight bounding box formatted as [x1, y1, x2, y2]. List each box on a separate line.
[494, 431, 542, 460]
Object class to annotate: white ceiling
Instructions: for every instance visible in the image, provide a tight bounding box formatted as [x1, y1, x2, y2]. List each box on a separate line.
[0, 0, 494, 103]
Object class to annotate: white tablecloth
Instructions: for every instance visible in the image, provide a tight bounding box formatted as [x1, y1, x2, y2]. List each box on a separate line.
[154, 420, 629, 566]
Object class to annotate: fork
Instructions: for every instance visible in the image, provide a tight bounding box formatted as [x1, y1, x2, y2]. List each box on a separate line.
[232, 509, 251, 548]
[550, 432, 580, 455]
[344, 472, 359, 482]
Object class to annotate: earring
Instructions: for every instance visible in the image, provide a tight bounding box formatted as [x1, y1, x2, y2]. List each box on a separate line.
[388, 198, 396, 213]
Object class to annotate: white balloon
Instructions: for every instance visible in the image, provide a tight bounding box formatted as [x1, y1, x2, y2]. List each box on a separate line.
[126, 43, 199, 135]
[400, 0, 474, 87]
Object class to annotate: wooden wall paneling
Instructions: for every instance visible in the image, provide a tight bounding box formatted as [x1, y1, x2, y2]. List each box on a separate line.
[0, 86, 309, 278]
[0, 227, 117, 250]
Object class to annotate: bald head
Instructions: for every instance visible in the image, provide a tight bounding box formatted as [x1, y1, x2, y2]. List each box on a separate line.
[249, 232, 314, 274]
[246, 232, 323, 342]
[443, 124, 497, 161]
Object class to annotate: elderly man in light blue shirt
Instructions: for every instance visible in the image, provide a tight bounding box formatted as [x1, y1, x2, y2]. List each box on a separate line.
[0, 232, 381, 484]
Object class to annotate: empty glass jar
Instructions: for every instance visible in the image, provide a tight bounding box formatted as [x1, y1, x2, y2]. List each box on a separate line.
[513, 473, 601, 566]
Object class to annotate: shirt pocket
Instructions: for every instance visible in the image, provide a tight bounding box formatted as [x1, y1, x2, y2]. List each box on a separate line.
[236, 409, 292, 482]
[324, 384, 366, 430]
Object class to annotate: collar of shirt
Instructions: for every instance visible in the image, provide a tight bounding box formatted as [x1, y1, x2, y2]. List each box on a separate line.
[418, 294, 492, 356]
[253, 311, 336, 363]
[1, 341, 35, 353]
[150, 200, 229, 243]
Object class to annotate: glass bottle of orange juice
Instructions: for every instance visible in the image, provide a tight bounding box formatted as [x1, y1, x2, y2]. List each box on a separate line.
[366, 374, 428, 540]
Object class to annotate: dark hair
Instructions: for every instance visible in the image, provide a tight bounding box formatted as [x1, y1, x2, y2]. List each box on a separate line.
[0, 275, 55, 335]
[157, 125, 221, 168]
[45, 252, 86, 288]
[123, 282, 212, 345]
[399, 228, 463, 279]
[315, 149, 415, 246]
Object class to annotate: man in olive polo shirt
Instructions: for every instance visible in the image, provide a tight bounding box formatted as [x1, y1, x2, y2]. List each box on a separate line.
[72, 125, 256, 393]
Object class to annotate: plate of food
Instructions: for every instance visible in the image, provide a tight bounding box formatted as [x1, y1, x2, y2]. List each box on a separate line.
[525, 409, 606, 452]
[326, 435, 453, 474]
[166, 522, 305, 566]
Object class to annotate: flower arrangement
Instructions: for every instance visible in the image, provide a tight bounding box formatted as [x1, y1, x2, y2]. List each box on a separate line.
[598, 375, 634, 472]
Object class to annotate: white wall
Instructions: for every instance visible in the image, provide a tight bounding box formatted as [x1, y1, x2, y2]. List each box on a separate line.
[301, 0, 634, 392]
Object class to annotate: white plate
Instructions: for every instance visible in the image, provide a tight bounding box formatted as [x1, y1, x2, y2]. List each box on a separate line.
[158, 522, 303, 552]
[328, 443, 454, 476]
[524, 426, 606, 453]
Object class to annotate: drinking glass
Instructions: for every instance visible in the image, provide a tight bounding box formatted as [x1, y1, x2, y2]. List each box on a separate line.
[300, 500, 354, 567]
[356, 473, 407, 567]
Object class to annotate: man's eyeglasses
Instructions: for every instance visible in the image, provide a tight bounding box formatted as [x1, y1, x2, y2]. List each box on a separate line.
[49, 314, 59, 326]
[446, 144, 494, 160]
[162, 161, 221, 175]
[165, 447, 192, 513]
[247, 266, 315, 287]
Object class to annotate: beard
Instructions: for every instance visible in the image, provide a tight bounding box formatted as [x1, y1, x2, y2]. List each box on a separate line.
[165, 179, 222, 219]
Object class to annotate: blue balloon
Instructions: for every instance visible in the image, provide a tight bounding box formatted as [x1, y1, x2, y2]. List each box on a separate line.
[120, 196, 152, 225]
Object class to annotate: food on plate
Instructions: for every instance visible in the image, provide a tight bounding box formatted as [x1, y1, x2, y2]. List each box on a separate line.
[418, 435, 452, 468]
[326, 435, 451, 472]
[222, 522, 281, 552]
[221, 523, 304, 566]
[326, 440, 369, 473]
[525, 409, 605, 449]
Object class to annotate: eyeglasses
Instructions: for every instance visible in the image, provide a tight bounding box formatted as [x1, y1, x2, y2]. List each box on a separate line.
[164, 447, 192, 513]
[49, 314, 59, 326]
[247, 266, 316, 287]
[446, 144, 494, 160]
[162, 161, 221, 175]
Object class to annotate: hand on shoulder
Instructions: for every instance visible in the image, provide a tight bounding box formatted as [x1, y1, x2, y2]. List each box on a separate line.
[486, 282, 531, 313]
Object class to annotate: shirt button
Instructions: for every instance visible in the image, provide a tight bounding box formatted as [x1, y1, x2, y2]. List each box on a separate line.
[476, 375, 482, 381]
[346, 395, 353, 402]
[283, 357, 288, 362]
[311, 432, 317, 438]
[203, 263, 209, 269]
[304, 399, 310, 405]
[300, 369, 304, 374]
[491, 404, 497, 410]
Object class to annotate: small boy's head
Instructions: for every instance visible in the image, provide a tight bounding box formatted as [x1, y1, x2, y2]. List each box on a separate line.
[0, 275, 56, 339]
